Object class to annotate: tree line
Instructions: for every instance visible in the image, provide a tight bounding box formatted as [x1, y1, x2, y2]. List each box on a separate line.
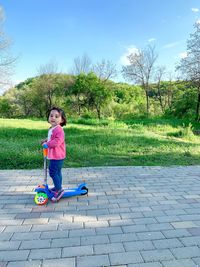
[0, 71, 197, 121]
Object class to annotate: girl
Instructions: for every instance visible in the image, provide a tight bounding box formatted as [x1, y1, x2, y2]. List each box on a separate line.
[41, 106, 67, 202]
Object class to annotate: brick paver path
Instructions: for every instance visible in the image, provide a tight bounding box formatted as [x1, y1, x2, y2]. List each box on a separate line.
[0, 166, 200, 266]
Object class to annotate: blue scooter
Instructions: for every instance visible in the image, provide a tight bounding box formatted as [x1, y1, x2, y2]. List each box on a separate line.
[34, 148, 88, 205]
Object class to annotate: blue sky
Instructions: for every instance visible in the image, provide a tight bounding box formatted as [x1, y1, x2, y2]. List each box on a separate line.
[1, 0, 200, 88]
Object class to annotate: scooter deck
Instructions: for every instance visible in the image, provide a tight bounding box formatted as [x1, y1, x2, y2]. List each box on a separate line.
[62, 188, 88, 197]
[35, 183, 88, 200]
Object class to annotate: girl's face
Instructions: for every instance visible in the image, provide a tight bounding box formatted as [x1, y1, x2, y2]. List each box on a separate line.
[48, 110, 63, 127]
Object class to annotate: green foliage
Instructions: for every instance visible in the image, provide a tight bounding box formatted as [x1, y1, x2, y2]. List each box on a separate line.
[1, 72, 200, 121]
[176, 22, 200, 120]
[167, 84, 197, 119]
[68, 72, 112, 119]
[0, 97, 12, 117]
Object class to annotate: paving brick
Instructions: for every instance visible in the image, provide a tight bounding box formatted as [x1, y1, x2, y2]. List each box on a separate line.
[76, 254, 109, 267]
[124, 240, 155, 252]
[0, 250, 30, 261]
[109, 218, 134, 227]
[140, 249, 175, 262]
[7, 260, 41, 267]
[133, 217, 157, 224]
[0, 232, 13, 241]
[170, 246, 200, 259]
[152, 238, 183, 249]
[187, 227, 200, 236]
[180, 236, 200, 246]
[109, 251, 143, 265]
[162, 229, 191, 238]
[109, 233, 138, 243]
[15, 212, 41, 219]
[156, 216, 181, 223]
[3, 225, 31, 232]
[128, 263, 162, 267]
[162, 259, 197, 267]
[11, 232, 41, 241]
[29, 248, 61, 260]
[136, 231, 165, 240]
[23, 218, 48, 225]
[62, 245, 93, 257]
[20, 239, 51, 249]
[31, 224, 58, 232]
[122, 224, 148, 233]
[0, 240, 21, 250]
[81, 234, 109, 245]
[84, 220, 109, 228]
[51, 237, 80, 248]
[69, 228, 96, 237]
[40, 230, 68, 239]
[94, 242, 124, 254]
[95, 226, 123, 235]
[171, 221, 198, 228]
[42, 258, 75, 267]
[147, 223, 173, 231]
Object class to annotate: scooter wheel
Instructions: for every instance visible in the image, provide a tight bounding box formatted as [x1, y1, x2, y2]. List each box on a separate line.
[81, 186, 88, 195]
[34, 192, 48, 205]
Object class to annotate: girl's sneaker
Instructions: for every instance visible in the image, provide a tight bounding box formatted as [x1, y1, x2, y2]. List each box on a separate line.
[50, 187, 56, 192]
[51, 189, 65, 203]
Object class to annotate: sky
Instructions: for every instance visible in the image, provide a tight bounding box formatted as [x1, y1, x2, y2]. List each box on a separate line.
[1, 0, 200, 92]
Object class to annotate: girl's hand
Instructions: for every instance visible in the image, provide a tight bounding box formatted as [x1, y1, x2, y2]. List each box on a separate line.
[42, 143, 48, 149]
[40, 139, 47, 145]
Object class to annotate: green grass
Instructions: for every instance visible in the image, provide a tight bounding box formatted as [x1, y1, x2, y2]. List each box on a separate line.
[1, 117, 200, 169]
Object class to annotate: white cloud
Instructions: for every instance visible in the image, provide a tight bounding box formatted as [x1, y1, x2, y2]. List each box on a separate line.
[179, 52, 187, 58]
[191, 7, 199, 12]
[119, 46, 139, 65]
[196, 19, 200, 24]
[148, 38, 156, 42]
[163, 42, 179, 49]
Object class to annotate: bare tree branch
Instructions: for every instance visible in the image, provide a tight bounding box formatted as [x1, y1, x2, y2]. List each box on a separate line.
[70, 53, 92, 75]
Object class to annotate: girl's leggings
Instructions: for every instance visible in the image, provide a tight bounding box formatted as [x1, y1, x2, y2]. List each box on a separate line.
[49, 159, 64, 191]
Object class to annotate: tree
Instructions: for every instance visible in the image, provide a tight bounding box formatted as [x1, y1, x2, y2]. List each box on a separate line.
[0, 97, 12, 117]
[176, 22, 200, 121]
[68, 73, 89, 115]
[69, 72, 111, 118]
[0, 6, 16, 93]
[36, 61, 66, 112]
[122, 45, 158, 116]
[92, 59, 117, 82]
[70, 53, 92, 75]
[154, 66, 166, 113]
[86, 72, 111, 119]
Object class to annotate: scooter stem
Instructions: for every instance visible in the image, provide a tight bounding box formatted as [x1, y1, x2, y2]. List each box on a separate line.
[43, 148, 48, 184]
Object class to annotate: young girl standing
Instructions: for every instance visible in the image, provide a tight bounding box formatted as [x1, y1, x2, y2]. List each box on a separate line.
[41, 106, 67, 202]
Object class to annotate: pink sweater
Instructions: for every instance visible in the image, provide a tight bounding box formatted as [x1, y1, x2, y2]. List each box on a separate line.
[46, 125, 66, 160]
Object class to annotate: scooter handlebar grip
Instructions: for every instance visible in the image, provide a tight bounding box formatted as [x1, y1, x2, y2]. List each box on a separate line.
[43, 148, 48, 157]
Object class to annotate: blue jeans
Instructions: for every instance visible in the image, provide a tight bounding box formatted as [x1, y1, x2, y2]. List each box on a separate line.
[49, 159, 64, 191]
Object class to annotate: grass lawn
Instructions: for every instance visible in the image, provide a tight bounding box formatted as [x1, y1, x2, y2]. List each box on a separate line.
[1, 117, 200, 169]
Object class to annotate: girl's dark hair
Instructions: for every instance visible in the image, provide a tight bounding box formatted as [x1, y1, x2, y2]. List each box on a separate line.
[47, 106, 67, 126]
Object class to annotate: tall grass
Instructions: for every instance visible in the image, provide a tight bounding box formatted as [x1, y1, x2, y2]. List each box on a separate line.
[1, 117, 200, 169]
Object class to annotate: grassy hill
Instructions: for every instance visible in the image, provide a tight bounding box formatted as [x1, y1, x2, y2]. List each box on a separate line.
[1, 118, 200, 169]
